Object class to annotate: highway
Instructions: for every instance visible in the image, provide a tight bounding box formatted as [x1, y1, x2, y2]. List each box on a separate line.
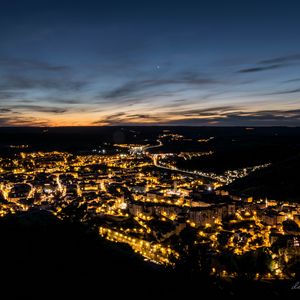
[143, 139, 216, 182]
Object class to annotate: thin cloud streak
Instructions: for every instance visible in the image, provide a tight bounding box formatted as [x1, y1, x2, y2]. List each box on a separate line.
[91, 108, 300, 126]
[237, 64, 281, 73]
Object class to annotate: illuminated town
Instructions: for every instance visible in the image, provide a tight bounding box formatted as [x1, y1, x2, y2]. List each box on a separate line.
[1, 0, 300, 297]
[1, 133, 299, 281]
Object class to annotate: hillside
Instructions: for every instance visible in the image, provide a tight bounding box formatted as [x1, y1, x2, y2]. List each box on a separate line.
[225, 154, 300, 202]
[0, 209, 294, 298]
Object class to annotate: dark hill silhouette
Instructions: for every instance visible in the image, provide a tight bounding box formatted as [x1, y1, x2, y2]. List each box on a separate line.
[226, 154, 300, 202]
[0, 209, 169, 298]
[0, 209, 296, 298]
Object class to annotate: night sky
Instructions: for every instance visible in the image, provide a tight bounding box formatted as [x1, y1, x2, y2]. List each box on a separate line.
[0, 0, 300, 126]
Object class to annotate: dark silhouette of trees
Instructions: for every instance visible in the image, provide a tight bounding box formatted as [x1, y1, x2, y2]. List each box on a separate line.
[283, 220, 300, 233]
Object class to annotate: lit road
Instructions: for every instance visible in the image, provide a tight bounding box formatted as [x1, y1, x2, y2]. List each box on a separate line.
[152, 155, 216, 181]
[142, 139, 163, 153]
[143, 139, 216, 182]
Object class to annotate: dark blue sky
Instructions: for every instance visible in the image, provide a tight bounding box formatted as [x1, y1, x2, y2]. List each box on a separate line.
[0, 0, 300, 126]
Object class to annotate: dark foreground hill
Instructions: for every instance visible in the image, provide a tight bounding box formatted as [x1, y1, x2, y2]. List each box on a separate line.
[0, 210, 297, 298]
[0, 209, 215, 298]
[0, 210, 168, 298]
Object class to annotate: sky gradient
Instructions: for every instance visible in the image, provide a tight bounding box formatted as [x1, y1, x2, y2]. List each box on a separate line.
[0, 0, 300, 126]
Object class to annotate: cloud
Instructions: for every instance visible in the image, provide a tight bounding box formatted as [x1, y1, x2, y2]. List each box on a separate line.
[266, 88, 300, 95]
[127, 114, 151, 119]
[0, 105, 68, 114]
[103, 72, 217, 99]
[16, 105, 68, 114]
[0, 75, 86, 92]
[259, 54, 300, 65]
[92, 112, 127, 124]
[237, 64, 281, 73]
[162, 109, 300, 126]
[174, 105, 241, 117]
[0, 90, 26, 101]
[0, 57, 88, 100]
[0, 57, 69, 72]
[27, 96, 83, 104]
[283, 78, 300, 83]
[103, 82, 140, 100]
[237, 53, 300, 73]
[93, 108, 300, 126]
[0, 108, 12, 113]
[173, 99, 187, 102]
[53, 99, 82, 104]
[93, 111, 164, 125]
[0, 116, 49, 127]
